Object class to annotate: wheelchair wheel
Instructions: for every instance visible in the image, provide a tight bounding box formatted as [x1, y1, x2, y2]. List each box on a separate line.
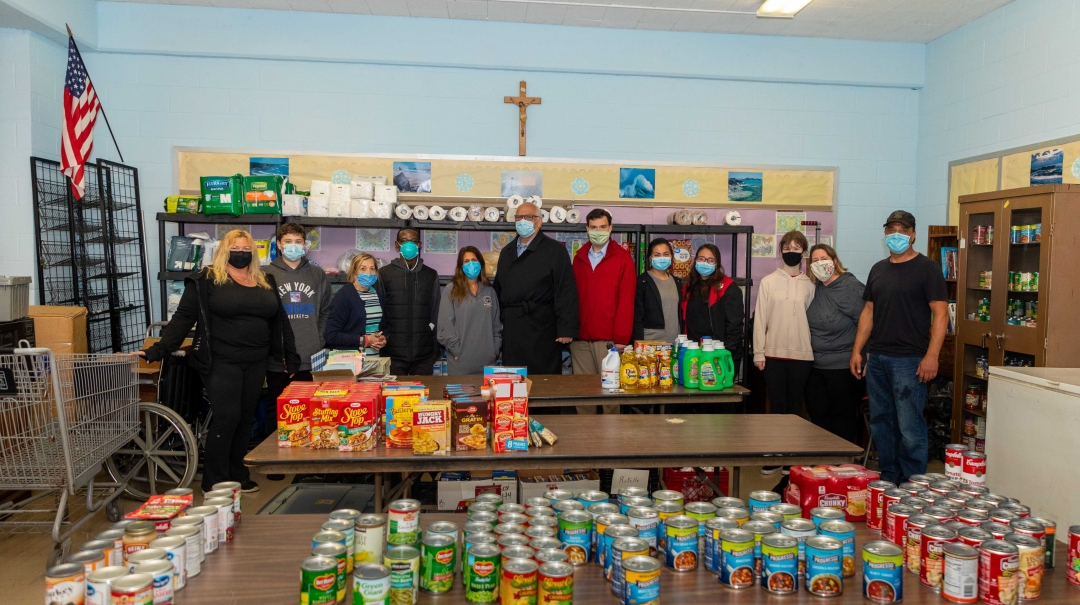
[106, 402, 199, 500]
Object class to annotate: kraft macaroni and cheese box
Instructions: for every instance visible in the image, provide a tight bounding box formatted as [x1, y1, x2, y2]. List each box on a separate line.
[200, 174, 244, 215]
[242, 175, 285, 214]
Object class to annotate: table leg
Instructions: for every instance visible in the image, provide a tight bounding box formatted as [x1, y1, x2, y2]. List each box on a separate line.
[730, 466, 741, 499]
[374, 473, 383, 513]
[694, 467, 724, 500]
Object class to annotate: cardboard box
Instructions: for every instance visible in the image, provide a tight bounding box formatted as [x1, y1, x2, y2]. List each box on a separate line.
[452, 396, 488, 451]
[28, 306, 87, 354]
[437, 472, 518, 511]
[517, 470, 601, 502]
[413, 401, 451, 456]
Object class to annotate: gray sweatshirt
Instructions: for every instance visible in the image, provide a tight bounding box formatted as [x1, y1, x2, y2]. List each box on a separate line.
[805, 271, 866, 370]
[264, 256, 332, 372]
[437, 283, 503, 375]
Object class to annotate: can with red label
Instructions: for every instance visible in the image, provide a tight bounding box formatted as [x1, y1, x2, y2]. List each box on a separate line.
[957, 510, 989, 526]
[958, 527, 992, 548]
[961, 452, 986, 487]
[1009, 519, 1045, 545]
[867, 481, 896, 533]
[900, 496, 930, 512]
[884, 505, 917, 547]
[982, 522, 1012, 540]
[920, 524, 957, 590]
[1001, 502, 1030, 518]
[904, 515, 938, 573]
[978, 540, 1019, 605]
[945, 492, 972, 507]
[942, 542, 979, 604]
[929, 480, 960, 496]
[1004, 533, 1042, 601]
[1068, 526, 1080, 587]
[966, 500, 995, 514]
[959, 485, 989, 498]
[897, 482, 921, 496]
[908, 474, 933, 488]
[989, 510, 1019, 526]
[880, 490, 907, 533]
[945, 445, 967, 480]
[923, 506, 955, 523]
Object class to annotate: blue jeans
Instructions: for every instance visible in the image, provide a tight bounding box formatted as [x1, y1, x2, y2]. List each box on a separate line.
[865, 354, 928, 484]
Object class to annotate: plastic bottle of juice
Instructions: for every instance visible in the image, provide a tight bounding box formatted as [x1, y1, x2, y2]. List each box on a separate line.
[714, 342, 735, 389]
[683, 343, 702, 389]
[620, 346, 638, 389]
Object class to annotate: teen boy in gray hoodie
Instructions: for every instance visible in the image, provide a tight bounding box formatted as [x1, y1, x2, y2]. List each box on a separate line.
[264, 223, 332, 399]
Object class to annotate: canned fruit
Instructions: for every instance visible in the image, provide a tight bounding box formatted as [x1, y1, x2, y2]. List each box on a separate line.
[863, 541, 903, 603]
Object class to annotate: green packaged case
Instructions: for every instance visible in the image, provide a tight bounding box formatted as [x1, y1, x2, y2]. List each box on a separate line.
[164, 195, 202, 214]
[242, 175, 285, 214]
[200, 174, 244, 216]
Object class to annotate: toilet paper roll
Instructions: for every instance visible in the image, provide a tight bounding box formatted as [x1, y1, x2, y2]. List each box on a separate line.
[428, 206, 447, 221]
[725, 210, 742, 226]
[307, 195, 329, 217]
[668, 210, 692, 225]
[350, 180, 374, 200]
[527, 195, 543, 209]
[350, 199, 370, 219]
[412, 205, 429, 220]
[468, 205, 484, 221]
[394, 204, 413, 220]
[540, 209, 550, 223]
[449, 207, 468, 222]
[550, 206, 566, 223]
[309, 180, 331, 197]
[565, 208, 581, 224]
[691, 210, 708, 225]
[505, 207, 517, 223]
[506, 195, 524, 208]
[374, 185, 398, 204]
[484, 207, 501, 222]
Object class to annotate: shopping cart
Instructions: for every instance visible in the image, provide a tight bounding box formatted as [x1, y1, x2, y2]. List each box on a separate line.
[0, 347, 142, 566]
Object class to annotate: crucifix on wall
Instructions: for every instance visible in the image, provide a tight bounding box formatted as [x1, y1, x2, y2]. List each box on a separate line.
[504, 81, 540, 156]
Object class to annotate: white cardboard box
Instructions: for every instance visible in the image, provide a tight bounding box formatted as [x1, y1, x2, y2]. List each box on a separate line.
[517, 469, 601, 502]
[437, 474, 518, 511]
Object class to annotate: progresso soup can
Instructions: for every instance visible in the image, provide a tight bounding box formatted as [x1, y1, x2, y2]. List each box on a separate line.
[811, 507, 846, 528]
[863, 541, 904, 603]
[769, 503, 804, 521]
[781, 517, 818, 578]
[610, 537, 649, 597]
[819, 520, 857, 578]
[593, 513, 627, 568]
[805, 535, 844, 598]
[558, 510, 592, 566]
[761, 533, 799, 595]
[621, 555, 661, 605]
[719, 528, 756, 589]
[626, 507, 659, 558]
[684, 502, 717, 556]
[662, 515, 698, 572]
[742, 520, 776, 580]
[748, 491, 781, 514]
[654, 502, 683, 556]
[603, 525, 639, 581]
[703, 517, 739, 573]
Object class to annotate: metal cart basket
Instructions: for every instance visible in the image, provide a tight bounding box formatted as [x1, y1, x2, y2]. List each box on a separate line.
[0, 347, 141, 566]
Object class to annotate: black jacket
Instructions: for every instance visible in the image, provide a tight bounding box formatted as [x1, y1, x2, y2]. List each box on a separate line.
[683, 277, 745, 367]
[632, 272, 685, 342]
[143, 269, 300, 374]
[378, 258, 440, 365]
[494, 232, 579, 374]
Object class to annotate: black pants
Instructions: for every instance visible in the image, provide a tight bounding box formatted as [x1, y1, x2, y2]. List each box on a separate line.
[762, 358, 813, 416]
[805, 367, 864, 444]
[265, 370, 314, 404]
[201, 357, 268, 490]
[390, 358, 434, 376]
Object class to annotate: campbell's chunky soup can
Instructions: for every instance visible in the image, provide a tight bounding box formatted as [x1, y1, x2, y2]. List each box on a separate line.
[903, 515, 938, 572]
[884, 505, 917, 548]
[958, 527, 992, 548]
[862, 541, 903, 603]
[978, 539, 1019, 605]
[1068, 525, 1080, 586]
[867, 481, 896, 532]
[920, 524, 957, 591]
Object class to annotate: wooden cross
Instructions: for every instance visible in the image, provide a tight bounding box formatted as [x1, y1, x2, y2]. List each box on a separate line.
[504, 80, 540, 156]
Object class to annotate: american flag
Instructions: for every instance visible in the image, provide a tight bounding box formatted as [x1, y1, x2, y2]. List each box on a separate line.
[61, 36, 100, 200]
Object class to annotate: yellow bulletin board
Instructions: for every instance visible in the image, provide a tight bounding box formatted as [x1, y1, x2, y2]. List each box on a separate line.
[948, 135, 1080, 224]
[176, 149, 836, 210]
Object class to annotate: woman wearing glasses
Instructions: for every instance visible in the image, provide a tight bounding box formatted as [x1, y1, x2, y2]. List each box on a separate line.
[681, 243, 745, 370]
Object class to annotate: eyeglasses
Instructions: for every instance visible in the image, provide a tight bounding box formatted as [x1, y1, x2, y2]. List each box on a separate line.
[517, 214, 539, 221]
[694, 257, 716, 265]
[398, 238, 419, 244]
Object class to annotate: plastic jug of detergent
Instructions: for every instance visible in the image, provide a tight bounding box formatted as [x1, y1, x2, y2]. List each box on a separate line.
[682, 343, 702, 389]
[714, 342, 735, 389]
[672, 336, 686, 385]
[601, 347, 620, 389]
[699, 344, 721, 391]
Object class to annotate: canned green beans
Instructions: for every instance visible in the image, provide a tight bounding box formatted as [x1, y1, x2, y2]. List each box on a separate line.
[387, 499, 421, 546]
[420, 533, 456, 594]
[353, 563, 391, 605]
[300, 556, 338, 605]
[384, 545, 420, 605]
[312, 541, 347, 602]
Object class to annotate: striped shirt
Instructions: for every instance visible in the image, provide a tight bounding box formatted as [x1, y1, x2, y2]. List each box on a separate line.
[357, 289, 383, 354]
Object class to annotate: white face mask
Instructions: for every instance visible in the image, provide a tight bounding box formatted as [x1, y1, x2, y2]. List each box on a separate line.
[810, 259, 835, 281]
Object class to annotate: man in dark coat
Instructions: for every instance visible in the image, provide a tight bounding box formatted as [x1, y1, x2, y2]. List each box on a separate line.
[378, 228, 440, 375]
[494, 202, 579, 374]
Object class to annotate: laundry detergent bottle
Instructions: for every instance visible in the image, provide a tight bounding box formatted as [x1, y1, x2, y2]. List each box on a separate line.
[682, 342, 702, 389]
[699, 343, 721, 391]
[714, 341, 735, 389]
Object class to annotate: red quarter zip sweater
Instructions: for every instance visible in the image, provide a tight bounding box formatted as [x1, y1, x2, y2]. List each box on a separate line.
[572, 242, 637, 345]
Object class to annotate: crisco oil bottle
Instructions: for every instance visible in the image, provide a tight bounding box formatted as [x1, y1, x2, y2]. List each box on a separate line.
[620, 346, 638, 389]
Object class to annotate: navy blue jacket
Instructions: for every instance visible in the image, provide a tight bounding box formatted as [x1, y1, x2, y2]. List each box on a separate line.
[324, 281, 387, 349]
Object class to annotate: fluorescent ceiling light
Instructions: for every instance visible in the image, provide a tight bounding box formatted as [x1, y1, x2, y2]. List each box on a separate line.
[757, 0, 814, 19]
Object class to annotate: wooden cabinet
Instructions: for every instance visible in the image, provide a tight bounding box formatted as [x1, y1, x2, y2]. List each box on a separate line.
[953, 185, 1080, 446]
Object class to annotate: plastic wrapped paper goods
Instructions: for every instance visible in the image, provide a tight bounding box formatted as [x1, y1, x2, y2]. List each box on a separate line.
[527, 195, 543, 208]
[412, 205, 429, 220]
[428, 205, 446, 221]
[329, 198, 350, 218]
[310, 180, 331, 197]
[690, 210, 708, 225]
[505, 207, 517, 223]
[307, 195, 330, 217]
[369, 201, 393, 219]
[506, 195, 524, 208]
[350, 199, 370, 219]
[540, 209, 549, 223]
[484, 207, 501, 222]
[668, 210, 692, 225]
[566, 208, 581, 224]
[329, 183, 351, 202]
[374, 185, 398, 203]
[468, 205, 484, 221]
[282, 194, 307, 217]
[350, 180, 375, 200]
[549, 206, 567, 223]
[351, 174, 387, 186]
[394, 204, 413, 220]
[449, 207, 468, 222]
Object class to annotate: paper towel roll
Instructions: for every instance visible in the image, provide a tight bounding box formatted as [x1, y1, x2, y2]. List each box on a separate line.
[725, 210, 742, 226]
[329, 183, 351, 203]
[428, 206, 446, 221]
[506, 195, 524, 208]
[468, 205, 484, 222]
[307, 195, 329, 217]
[484, 207, 501, 222]
[691, 210, 708, 225]
[449, 207, 468, 222]
[350, 199, 369, 219]
[395, 204, 413, 220]
[310, 180, 331, 197]
[412, 205, 429, 220]
[350, 180, 374, 200]
[668, 210, 692, 225]
[566, 208, 581, 224]
[374, 185, 398, 204]
[550, 206, 566, 223]
[506, 207, 517, 223]
[329, 199, 350, 218]
[540, 209, 550, 223]
[527, 195, 543, 209]
[370, 201, 393, 219]
[282, 194, 307, 217]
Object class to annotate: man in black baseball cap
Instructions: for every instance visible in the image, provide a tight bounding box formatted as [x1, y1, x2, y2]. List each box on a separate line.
[849, 210, 949, 484]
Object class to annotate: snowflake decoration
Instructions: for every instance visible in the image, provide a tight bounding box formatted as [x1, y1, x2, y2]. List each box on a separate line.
[332, 169, 350, 184]
[571, 177, 590, 196]
[683, 179, 700, 198]
[455, 173, 474, 192]
[1072, 157, 1080, 180]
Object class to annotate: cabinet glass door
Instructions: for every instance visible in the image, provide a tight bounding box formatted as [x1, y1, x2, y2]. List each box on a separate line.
[1000, 196, 1047, 364]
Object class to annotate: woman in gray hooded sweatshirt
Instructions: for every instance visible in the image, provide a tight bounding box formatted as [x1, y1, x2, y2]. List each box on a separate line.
[805, 244, 865, 444]
[437, 246, 502, 375]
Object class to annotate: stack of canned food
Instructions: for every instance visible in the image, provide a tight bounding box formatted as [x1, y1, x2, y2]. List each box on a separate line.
[1007, 271, 1039, 293]
[973, 225, 994, 245]
[1005, 298, 1037, 327]
[1009, 224, 1042, 244]
[44, 481, 244, 605]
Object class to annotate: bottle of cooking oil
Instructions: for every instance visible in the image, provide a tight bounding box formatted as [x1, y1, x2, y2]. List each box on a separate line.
[636, 344, 651, 388]
[620, 345, 638, 389]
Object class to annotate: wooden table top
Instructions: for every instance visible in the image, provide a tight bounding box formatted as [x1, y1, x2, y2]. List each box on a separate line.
[246, 414, 863, 474]
[181, 513, 1078, 605]
[414, 374, 749, 407]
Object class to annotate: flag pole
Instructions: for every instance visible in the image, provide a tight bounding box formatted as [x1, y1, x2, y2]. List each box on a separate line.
[65, 24, 124, 163]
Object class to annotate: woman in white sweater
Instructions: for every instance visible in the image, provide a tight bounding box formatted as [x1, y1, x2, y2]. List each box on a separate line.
[753, 230, 815, 473]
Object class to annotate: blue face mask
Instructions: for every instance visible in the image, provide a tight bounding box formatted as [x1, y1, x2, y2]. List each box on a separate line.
[399, 241, 419, 260]
[282, 243, 305, 262]
[515, 219, 536, 238]
[356, 273, 378, 288]
[651, 257, 672, 271]
[695, 262, 716, 277]
[462, 260, 482, 280]
[885, 232, 911, 254]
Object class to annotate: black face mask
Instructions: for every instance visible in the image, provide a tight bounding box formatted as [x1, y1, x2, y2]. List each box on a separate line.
[782, 251, 803, 267]
[228, 251, 253, 269]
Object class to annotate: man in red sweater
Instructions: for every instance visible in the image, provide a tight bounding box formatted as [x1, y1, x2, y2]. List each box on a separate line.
[571, 208, 637, 414]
